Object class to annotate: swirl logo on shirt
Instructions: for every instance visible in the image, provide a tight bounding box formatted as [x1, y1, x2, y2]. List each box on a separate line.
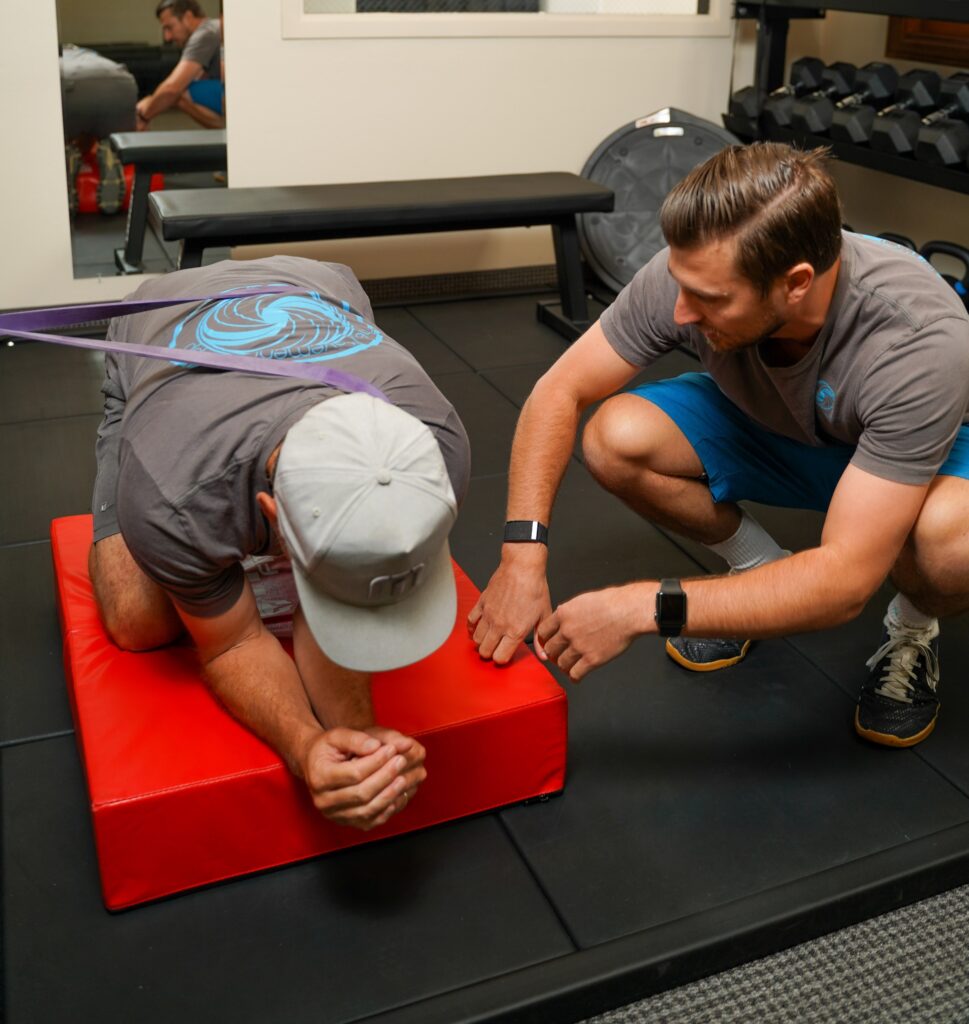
[167, 286, 382, 363]
[816, 379, 836, 415]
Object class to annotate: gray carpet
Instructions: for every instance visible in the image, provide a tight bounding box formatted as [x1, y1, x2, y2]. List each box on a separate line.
[584, 882, 969, 1023]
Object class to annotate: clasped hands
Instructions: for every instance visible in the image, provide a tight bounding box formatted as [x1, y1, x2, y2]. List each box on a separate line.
[300, 725, 426, 832]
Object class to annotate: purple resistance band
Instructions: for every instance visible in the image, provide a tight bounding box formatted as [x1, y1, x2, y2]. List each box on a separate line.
[0, 288, 390, 402]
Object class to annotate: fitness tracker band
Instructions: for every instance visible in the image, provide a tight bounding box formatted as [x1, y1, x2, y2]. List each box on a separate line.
[655, 578, 687, 637]
[503, 520, 549, 545]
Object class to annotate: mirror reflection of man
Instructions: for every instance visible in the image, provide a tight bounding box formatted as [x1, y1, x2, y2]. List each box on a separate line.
[136, 0, 224, 131]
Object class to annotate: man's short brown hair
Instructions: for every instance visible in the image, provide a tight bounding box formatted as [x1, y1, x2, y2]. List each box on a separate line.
[156, 0, 205, 18]
[660, 143, 843, 295]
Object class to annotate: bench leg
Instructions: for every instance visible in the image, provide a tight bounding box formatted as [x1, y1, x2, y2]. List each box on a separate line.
[114, 169, 152, 275]
[551, 217, 590, 325]
[178, 240, 205, 270]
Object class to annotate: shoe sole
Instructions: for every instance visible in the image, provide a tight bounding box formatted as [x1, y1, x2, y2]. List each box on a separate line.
[665, 638, 751, 672]
[853, 706, 939, 748]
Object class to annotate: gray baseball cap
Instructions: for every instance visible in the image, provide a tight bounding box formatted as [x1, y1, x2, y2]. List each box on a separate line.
[273, 393, 458, 672]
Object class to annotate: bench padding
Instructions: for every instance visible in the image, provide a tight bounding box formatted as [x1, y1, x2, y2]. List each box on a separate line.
[148, 171, 614, 242]
[109, 129, 227, 170]
[52, 515, 567, 910]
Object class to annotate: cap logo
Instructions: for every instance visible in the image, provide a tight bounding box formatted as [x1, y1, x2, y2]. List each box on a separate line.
[368, 564, 426, 601]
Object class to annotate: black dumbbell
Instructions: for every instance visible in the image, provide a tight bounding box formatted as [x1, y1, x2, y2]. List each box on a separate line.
[793, 62, 898, 135]
[729, 57, 826, 122]
[919, 240, 969, 308]
[915, 73, 969, 165]
[870, 70, 945, 154]
[834, 68, 940, 146]
[762, 62, 856, 132]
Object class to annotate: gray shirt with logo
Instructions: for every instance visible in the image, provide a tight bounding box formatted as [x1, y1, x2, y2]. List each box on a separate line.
[181, 18, 221, 80]
[93, 256, 470, 617]
[600, 233, 969, 487]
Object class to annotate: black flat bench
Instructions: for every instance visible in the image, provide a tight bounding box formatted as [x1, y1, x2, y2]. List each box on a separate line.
[109, 129, 227, 275]
[147, 172, 615, 340]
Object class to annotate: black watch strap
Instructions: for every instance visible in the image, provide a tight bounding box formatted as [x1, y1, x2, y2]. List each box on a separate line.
[503, 520, 549, 545]
[655, 578, 687, 637]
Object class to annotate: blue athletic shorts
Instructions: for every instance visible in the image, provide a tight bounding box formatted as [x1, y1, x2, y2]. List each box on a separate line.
[630, 372, 969, 512]
[187, 79, 224, 115]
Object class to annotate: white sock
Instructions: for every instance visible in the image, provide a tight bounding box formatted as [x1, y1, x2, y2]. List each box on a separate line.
[887, 593, 938, 635]
[707, 509, 788, 572]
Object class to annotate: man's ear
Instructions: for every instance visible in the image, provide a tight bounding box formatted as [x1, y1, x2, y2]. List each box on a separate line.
[256, 492, 278, 528]
[783, 262, 815, 305]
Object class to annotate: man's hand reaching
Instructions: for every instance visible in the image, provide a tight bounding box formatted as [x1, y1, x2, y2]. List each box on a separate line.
[300, 726, 427, 831]
[467, 546, 551, 664]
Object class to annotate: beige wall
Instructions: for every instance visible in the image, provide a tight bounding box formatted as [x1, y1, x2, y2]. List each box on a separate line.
[0, 1, 733, 309]
[56, 0, 162, 46]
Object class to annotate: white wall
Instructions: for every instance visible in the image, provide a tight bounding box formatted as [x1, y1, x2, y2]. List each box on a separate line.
[0, 0, 733, 309]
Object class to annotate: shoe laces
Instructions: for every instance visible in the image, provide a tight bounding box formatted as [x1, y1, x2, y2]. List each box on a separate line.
[865, 627, 939, 703]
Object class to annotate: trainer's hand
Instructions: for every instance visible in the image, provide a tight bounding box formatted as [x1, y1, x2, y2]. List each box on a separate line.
[468, 547, 551, 664]
[537, 585, 646, 682]
[300, 727, 426, 831]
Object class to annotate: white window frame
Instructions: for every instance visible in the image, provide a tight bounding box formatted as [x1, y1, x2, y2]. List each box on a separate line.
[281, 0, 730, 40]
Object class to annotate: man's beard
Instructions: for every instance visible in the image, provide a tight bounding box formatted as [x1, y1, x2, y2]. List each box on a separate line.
[701, 311, 786, 353]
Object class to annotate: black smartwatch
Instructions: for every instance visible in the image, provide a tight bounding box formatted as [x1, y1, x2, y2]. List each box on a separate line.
[654, 578, 687, 637]
[503, 520, 549, 545]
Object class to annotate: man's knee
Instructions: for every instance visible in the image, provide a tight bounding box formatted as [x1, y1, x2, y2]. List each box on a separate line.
[582, 394, 701, 488]
[897, 477, 969, 600]
[89, 536, 182, 651]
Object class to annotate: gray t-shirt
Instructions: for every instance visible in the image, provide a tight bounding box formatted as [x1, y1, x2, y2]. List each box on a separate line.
[93, 256, 470, 617]
[600, 233, 969, 486]
[181, 18, 221, 80]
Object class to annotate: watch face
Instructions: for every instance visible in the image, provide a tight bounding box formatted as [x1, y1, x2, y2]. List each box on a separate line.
[656, 585, 687, 635]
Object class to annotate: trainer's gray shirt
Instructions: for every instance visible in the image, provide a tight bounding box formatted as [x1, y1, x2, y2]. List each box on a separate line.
[92, 256, 470, 617]
[181, 18, 221, 80]
[600, 233, 969, 486]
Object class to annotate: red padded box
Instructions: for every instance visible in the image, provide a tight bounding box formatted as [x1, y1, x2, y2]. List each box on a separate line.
[51, 515, 567, 910]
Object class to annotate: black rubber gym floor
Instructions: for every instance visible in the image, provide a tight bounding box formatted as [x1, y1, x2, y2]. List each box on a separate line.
[4, 289, 969, 1023]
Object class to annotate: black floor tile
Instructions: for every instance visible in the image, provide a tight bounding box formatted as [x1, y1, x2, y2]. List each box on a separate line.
[376, 307, 470, 375]
[0, 344, 105, 425]
[8, 288, 969, 1023]
[411, 294, 569, 371]
[500, 623, 969, 949]
[482, 347, 703, 462]
[3, 737, 573, 1024]
[430, 371, 520, 480]
[0, 542, 74, 743]
[0, 414, 100, 545]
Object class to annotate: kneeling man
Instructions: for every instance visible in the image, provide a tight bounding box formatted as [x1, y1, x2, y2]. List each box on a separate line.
[91, 255, 469, 829]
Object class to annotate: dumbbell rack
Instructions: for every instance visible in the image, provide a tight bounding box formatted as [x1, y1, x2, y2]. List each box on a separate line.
[727, 1, 969, 195]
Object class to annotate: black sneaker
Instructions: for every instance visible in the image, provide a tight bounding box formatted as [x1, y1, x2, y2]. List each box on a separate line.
[666, 636, 752, 672]
[855, 622, 940, 748]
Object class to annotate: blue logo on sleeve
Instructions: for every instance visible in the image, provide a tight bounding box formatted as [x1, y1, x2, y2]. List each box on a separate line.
[816, 379, 836, 415]
[168, 286, 382, 363]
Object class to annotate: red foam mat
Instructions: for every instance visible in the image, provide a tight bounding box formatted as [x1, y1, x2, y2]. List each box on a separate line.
[51, 515, 567, 910]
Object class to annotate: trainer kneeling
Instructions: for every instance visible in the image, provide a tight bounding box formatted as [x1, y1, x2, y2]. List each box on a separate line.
[469, 142, 969, 750]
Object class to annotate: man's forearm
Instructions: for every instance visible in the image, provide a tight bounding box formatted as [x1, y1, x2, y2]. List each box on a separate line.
[634, 545, 874, 640]
[506, 376, 583, 529]
[203, 629, 327, 779]
[292, 607, 373, 730]
[140, 84, 181, 121]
